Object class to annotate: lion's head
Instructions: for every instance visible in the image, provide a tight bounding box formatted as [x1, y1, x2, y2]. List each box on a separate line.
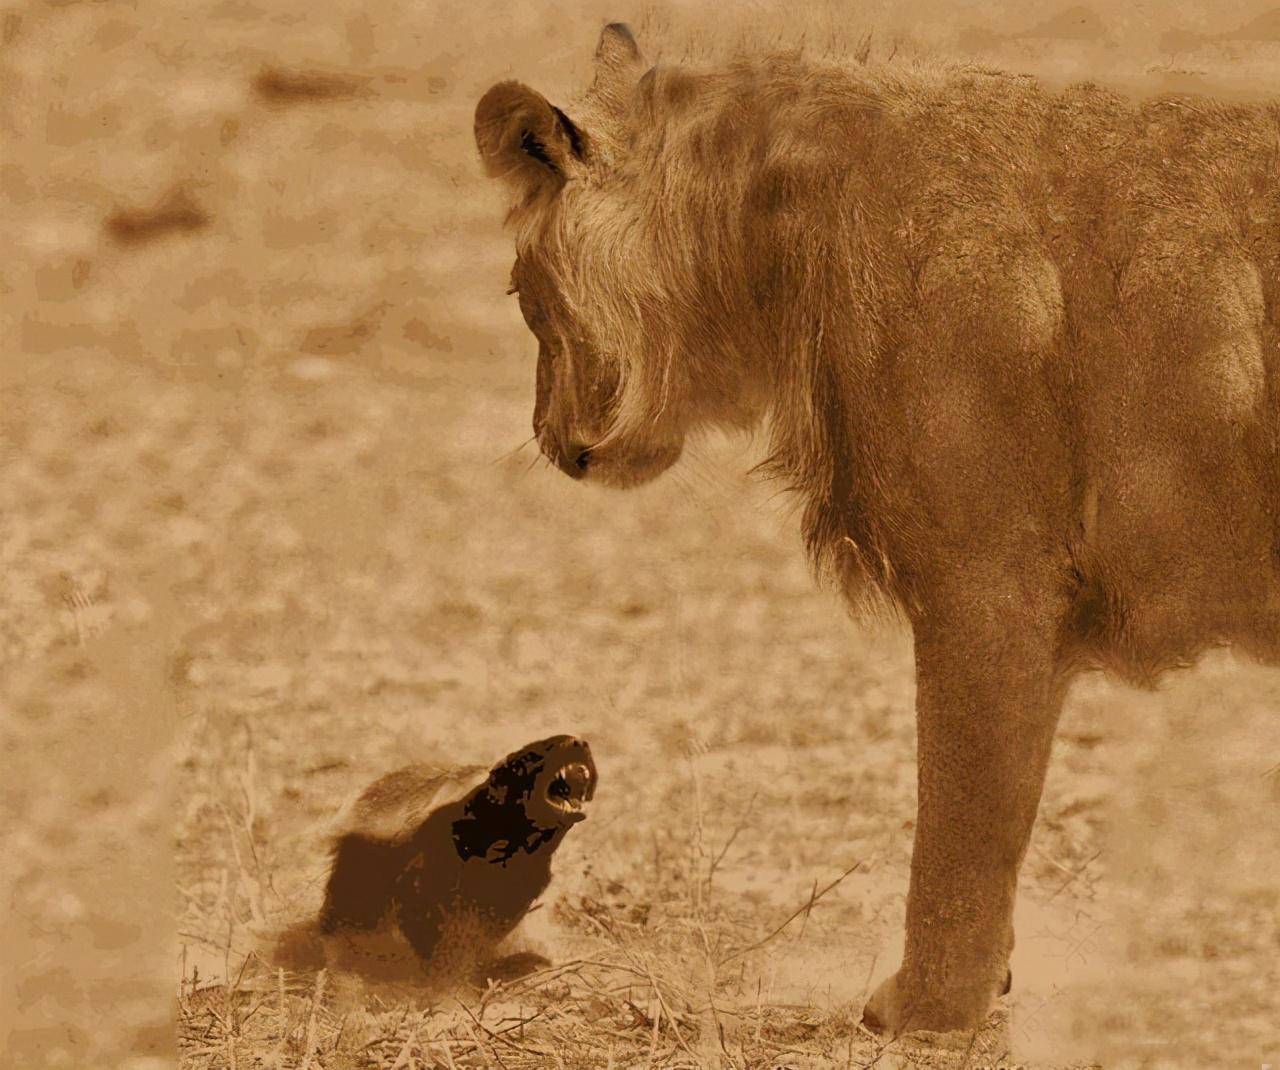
[474, 24, 764, 488]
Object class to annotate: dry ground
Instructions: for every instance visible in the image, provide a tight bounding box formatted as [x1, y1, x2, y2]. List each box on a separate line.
[1, 1, 1277, 1068]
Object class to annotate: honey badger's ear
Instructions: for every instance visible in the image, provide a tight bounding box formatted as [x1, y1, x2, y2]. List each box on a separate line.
[474, 81, 586, 199]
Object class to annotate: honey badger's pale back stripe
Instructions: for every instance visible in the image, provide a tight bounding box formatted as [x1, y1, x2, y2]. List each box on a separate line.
[329, 764, 485, 846]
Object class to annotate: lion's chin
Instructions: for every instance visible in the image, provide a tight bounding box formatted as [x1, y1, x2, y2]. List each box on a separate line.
[582, 443, 683, 489]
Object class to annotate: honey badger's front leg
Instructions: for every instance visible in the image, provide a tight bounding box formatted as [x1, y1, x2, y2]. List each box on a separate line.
[864, 576, 1068, 1034]
[392, 850, 451, 964]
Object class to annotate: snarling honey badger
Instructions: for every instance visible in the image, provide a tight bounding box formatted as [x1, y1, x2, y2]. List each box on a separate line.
[290, 735, 596, 985]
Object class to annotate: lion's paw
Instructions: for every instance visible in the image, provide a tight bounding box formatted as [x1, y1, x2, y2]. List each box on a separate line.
[862, 966, 1012, 1037]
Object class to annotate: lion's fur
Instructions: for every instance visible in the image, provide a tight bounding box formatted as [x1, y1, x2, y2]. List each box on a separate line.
[476, 27, 1280, 1034]
[480, 43, 1280, 683]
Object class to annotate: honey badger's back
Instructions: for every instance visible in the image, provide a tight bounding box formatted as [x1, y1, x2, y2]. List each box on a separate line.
[319, 764, 484, 932]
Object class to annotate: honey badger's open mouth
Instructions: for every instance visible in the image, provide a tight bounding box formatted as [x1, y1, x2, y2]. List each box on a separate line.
[544, 762, 592, 819]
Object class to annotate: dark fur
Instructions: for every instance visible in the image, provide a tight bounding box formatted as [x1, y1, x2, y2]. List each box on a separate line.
[295, 736, 595, 980]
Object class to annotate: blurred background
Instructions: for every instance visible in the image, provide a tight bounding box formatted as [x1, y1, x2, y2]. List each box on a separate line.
[1, 0, 1277, 1066]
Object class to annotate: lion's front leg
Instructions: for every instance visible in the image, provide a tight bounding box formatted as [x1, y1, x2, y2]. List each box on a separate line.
[864, 585, 1067, 1035]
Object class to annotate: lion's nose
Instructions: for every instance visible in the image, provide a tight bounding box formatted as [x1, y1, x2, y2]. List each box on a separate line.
[542, 436, 592, 479]
[554, 442, 590, 478]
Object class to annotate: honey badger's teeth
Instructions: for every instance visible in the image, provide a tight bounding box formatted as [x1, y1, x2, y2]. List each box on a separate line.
[546, 762, 592, 811]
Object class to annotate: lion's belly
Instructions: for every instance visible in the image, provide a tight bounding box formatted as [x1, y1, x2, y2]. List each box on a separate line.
[1082, 500, 1280, 682]
[1068, 249, 1280, 679]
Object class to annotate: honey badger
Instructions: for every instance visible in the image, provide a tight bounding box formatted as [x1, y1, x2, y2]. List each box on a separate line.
[302, 735, 596, 984]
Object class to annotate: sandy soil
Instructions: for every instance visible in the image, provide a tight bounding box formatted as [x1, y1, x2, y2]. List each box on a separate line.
[1, 1, 1277, 1067]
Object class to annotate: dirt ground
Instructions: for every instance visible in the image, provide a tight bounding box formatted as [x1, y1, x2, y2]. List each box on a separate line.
[1, 1, 1277, 1067]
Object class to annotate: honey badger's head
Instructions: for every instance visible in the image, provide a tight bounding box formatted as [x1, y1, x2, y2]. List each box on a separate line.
[486, 735, 597, 830]
[454, 736, 597, 861]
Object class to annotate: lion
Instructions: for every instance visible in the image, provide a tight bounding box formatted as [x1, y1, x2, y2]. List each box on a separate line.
[473, 24, 1280, 1036]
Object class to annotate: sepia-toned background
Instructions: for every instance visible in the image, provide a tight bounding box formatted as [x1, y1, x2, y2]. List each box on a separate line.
[1, 0, 1277, 1066]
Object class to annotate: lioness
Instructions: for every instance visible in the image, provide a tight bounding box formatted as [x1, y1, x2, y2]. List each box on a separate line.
[474, 24, 1280, 1035]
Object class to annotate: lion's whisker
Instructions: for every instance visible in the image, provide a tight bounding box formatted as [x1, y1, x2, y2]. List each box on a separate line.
[491, 435, 539, 467]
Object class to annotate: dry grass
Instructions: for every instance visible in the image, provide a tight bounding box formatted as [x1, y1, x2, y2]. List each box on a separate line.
[2, 1, 1278, 1068]
[178, 762, 886, 1070]
[176, 713, 1018, 1070]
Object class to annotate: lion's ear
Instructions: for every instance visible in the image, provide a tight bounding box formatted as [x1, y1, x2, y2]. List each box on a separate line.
[474, 81, 586, 200]
[594, 22, 642, 74]
[590, 23, 644, 136]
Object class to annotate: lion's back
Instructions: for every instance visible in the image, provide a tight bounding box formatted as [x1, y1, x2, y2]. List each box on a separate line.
[669, 59, 1279, 656]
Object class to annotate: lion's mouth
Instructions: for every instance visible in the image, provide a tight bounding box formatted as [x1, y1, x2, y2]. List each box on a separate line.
[576, 442, 684, 490]
[545, 762, 592, 820]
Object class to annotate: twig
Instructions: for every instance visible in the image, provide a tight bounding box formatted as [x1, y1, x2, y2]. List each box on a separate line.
[389, 1028, 418, 1070]
[689, 756, 707, 915]
[491, 1009, 546, 1037]
[218, 802, 266, 927]
[573, 956, 650, 978]
[1046, 848, 1103, 903]
[331, 1013, 348, 1056]
[275, 968, 286, 1066]
[697, 922, 733, 1065]
[456, 1012, 505, 1069]
[483, 956, 591, 998]
[797, 878, 819, 939]
[436, 1036, 460, 1069]
[573, 909, 696, 1058]
[456, 997, 549, 1059]
[706, 790, 759, 893]
[298, 968, 326, 1070]
[720, 859, 864, 965]
[641, 960, 695, 1060]
[647, 993, 662, 1068]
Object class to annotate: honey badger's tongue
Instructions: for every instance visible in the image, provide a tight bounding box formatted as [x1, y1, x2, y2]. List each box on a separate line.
[546, 762, 592, 818]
